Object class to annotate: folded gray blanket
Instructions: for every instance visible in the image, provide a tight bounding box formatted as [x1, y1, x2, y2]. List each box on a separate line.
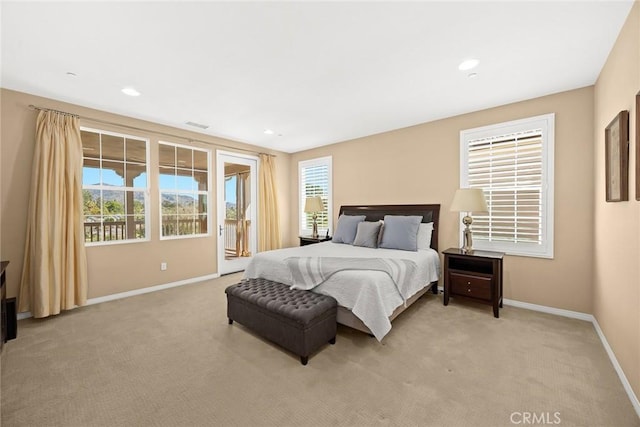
[284, 257, 417, 300]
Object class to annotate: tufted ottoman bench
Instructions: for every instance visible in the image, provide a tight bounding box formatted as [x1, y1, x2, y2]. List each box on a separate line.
[225, 278, 337, 365]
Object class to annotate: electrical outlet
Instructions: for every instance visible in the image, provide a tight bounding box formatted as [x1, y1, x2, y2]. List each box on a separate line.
[160, 262, 167, 271]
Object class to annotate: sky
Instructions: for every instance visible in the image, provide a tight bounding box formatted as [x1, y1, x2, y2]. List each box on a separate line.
[225, 176, 236, 204]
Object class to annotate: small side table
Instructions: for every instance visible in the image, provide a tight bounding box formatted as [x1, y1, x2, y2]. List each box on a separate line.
[299, 236, 332, 246]
[443, 248, 504, 318]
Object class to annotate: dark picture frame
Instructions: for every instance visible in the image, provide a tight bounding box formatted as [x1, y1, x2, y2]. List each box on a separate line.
[636, 93, 640, 201]
[605, 110, 629, 202]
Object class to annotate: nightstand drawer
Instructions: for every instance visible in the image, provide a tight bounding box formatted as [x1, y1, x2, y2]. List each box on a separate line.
[449, 272, 492, 300]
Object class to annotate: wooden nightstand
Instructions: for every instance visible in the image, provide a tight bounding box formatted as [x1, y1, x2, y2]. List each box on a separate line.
[299, 236, 332, 246]
[443, 248, 504, 318]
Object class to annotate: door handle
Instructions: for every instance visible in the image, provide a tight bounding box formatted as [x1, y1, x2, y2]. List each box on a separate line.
[219, 225, 223, 236]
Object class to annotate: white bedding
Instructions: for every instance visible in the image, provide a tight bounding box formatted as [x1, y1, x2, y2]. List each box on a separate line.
[243, 241, 440, 341]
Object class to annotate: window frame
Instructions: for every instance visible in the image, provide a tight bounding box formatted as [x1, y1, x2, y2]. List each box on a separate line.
[459, 113, 555, 258]
[81, 126, 150, 246]
[298, 156, 333, 237]
[158, 141, 212, 240]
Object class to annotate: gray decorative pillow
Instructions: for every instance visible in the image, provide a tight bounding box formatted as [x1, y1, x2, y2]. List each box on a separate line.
[353, 221, 383, 248]
[379, 215, 423, 251]
[332, 214, 366, 244]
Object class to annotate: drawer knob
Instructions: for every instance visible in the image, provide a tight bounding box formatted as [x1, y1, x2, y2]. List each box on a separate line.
[467, 281, 471, 285]
[467, 288, 471, 293]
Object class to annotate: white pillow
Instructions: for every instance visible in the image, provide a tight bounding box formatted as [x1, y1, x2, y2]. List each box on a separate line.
[417, 222, 434, 250]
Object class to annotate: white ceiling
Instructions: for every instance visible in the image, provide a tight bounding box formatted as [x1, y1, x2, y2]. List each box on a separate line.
[1, 1, 634, 153]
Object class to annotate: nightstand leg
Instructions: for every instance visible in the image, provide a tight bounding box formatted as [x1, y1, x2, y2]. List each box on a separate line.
[493, 306, 499, 318]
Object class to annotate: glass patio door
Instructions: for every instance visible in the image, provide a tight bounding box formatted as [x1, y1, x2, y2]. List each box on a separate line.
[216, 151, 257, 274]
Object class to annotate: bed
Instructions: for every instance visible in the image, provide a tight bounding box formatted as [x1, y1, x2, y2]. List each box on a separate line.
[243, 204, 441, 341]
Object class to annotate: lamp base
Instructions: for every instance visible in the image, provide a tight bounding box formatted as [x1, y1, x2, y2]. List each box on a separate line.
[461, 215, 473, 253]
[312, 214, 319, 239]
[462, 227, 473, 253]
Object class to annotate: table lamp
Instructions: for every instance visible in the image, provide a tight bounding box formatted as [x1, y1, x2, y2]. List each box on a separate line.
[450, 188, 488, 252]
[304, 196, 324, 239]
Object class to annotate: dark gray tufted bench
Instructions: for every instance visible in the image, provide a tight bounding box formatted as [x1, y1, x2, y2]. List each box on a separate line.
[225, 278, 337, 365]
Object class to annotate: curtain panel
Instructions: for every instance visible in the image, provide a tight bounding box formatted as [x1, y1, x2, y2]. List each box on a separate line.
[18, 110, 88, 317]
[258, 154, 281, 251]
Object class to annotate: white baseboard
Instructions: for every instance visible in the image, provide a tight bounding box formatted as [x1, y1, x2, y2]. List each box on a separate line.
[436, 288, 593, 321]
[502, 298, 639, 419]
[16, 272, 220, 320]
[592, 318, 640, 418]
[502, 298, 594, 322]
[17, 311, 31, 320]
[87, 273, 219, 305]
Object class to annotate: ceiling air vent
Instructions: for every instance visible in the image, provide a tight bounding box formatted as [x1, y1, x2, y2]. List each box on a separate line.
[185, 121, 209, 130]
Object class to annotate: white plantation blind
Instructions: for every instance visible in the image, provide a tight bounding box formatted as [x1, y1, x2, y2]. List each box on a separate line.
[469, 130, 542, 243]
[299, 157, 332, 235]
[461, 114, 554, 258]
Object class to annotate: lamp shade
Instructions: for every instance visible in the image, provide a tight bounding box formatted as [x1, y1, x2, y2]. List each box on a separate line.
[304, 196, 324, 213]
[450, 188, 488, 213]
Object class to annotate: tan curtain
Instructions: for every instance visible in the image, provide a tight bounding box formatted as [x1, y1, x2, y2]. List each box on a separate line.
[18, 111, 88, 318]
[258, 154, 281, 251]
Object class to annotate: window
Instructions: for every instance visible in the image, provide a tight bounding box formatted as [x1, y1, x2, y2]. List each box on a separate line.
[81, 128, 149, 244]
[460, 114, 554, 258]
[159, 142, 210, 238]
[299, 156, 332, 236]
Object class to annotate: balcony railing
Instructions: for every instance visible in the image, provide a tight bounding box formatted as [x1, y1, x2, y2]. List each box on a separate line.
[84, 220, 145, 242]
[224, 219, 251, 257]
[161, 219, 207, 237]
[84, 219, 247, 249]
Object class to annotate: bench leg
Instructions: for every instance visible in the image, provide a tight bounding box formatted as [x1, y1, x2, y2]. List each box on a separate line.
[300, 356, 308, 366]
[228, 318, 233, 325]
[329, 337, 336, 345]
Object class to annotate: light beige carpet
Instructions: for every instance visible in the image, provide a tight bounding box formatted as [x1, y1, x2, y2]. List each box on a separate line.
[1, 273, 638, 427]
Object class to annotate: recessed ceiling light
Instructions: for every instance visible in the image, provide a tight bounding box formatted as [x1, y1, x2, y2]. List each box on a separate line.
[468, 72, 478, 79]
[121, 87, 141, 97]
[458, 59, 479, 71]
[66, 72, 77, 77]
[264, 129, 275, 135]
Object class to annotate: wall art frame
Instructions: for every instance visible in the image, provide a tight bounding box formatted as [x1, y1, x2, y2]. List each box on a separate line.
[605, 110, 629, 202]
[636, 92, 640, 201]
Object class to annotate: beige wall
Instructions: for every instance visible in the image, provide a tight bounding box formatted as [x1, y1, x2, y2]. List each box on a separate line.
[0, 89, 291, 300]
[290, 86, 595, 314]
[0, 87, 3, 264]
[593, 2, 640, 400]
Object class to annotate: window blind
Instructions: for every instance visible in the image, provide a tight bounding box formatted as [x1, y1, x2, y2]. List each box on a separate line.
[298, 156, 332, 235]
[300, 161, 330, 232]
[467, 129, 543, 244]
